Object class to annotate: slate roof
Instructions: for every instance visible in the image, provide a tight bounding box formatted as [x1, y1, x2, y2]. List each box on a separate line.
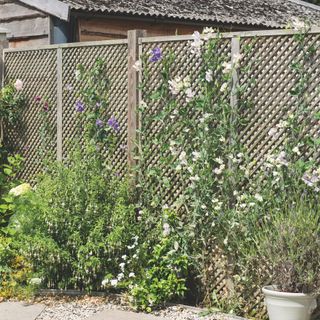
[62, 0, 320, 28]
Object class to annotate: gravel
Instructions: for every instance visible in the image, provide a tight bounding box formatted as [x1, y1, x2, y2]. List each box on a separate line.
[31, 296, 245, 320]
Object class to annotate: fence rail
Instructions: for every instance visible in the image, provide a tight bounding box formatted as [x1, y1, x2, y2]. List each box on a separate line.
[1, 27, 320, 317]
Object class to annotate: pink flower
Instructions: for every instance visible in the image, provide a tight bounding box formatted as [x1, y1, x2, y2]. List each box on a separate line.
[14, 79, 23, 91]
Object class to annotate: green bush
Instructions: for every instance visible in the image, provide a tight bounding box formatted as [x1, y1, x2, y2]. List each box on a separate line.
[129, 211, 189, 312]
[14, 146, 138, 291]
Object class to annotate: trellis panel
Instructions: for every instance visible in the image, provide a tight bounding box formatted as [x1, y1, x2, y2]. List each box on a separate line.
[3, 40, 129, 180]
[61, 42, 128, 176]
[140, 37, 231, 207]
[4, 48, 57, 181]
[239, 33, 320, 176]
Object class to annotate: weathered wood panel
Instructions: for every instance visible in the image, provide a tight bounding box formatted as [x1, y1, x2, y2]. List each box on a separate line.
[0, 16, 49, 39]
[8, 35, 49, 48]
[0, 2, 46, 22]
[78, 17, 202, 41]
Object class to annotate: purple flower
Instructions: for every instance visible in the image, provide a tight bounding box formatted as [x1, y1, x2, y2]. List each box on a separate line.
[43, 101, 49, 112]
[107, 116, 120, 132]
[96, 102, 102, 108]
[75, 100, 85, 112]
[34, 96, 42, 103]
[150, 47, 162, 62]
[96, 118, 104, 128]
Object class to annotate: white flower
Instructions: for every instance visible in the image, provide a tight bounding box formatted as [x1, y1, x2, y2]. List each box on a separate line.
[65, 84, 73, 92]
[268, 127, 278, 137]
[110, 279, 118, 287]
[30, 278, 42, 285]
[163, 222, 171, 237]
[9, 183, 31, 197]
[214, 167, 223, 175]
[205, 70, 213, 82]
[174, 241, 179, 251]
[214, 157, 224, 165]
[232, 53, 243, 66]
[168, 77, 184, 95]
[190, 31, 203, 56]
[179, 151, 187, 165]
[254, 194, 263, 202]
[132, 60, 141, 71]
[117, 273, 124, 281]
[277, 120, 289, 129]
[276, 151, 289, 167]
[101, 279, 109, 287]
[222, 61, 232, 74]
[292, 146, 301, 156]
[302, 171, 320, 188]
[121, 255, 127, 260]
[220, 82, 228, 93]
[192, 151, 201, 162]
[183, 77, 191, 88]
[175, 164, 182, 171]
[119, 262, 125, 271]
[185, 88, 195, 103]
[190, 175, 200, 182]
[14, 79, 23, 91]
[203, 27, 215, 40]
[291, 18, 307, 31]
[140, 100, 147, 109]
[219, 136, 226, 143]
[75, 69, 81, 81]
[129, 272, 135, 278]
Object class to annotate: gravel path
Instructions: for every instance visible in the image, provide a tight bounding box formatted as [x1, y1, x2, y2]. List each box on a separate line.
[31, 296, 244, 320]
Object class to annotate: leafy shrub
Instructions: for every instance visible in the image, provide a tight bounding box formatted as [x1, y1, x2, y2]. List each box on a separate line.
[255, 200, 320, 294]
[129, 211, 189, 312]
[14, 146, 138, 291]
[0, 153, 24, 231]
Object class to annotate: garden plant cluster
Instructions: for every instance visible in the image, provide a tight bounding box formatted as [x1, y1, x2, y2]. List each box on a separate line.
[0, 22, 320, 319]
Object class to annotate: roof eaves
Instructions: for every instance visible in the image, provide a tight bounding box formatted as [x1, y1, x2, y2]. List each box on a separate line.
[19, 0, 70, 21]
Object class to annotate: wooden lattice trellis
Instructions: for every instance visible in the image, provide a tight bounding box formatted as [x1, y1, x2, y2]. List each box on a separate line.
[4, 48, 57, 180]
[4, 40, 129, 180]
[3, 28, 320, 318]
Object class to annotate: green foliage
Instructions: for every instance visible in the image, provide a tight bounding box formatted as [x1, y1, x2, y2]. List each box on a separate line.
[0, 153, 24, 232]
[13, 145, 137, 291]
[129, 211, 189, 312]
[255, 203, 320, 294]
[0, 81, 25, 127]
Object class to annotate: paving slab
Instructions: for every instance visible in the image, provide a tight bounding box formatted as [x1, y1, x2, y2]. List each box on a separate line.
[0, 302, 45, 320]
[88, 309, 166, 320]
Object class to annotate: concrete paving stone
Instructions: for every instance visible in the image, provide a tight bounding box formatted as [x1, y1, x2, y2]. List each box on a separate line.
[0, 301, 45, 320]
[87, 309, 166, 320]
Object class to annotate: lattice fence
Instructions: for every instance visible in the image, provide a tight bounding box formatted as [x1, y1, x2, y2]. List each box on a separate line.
[4, 48, 57, 180]
[4, 40, 128, 181]
[140, 30, 320, 318]
[3, 29, 320, 318]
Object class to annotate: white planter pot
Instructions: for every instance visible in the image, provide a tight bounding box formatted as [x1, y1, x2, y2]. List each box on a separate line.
[263, 285, 317, 320]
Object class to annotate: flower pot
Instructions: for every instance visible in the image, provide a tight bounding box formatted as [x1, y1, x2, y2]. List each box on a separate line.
[263, 285, 317, 320]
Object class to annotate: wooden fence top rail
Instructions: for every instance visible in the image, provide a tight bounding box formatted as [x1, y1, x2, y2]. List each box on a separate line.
[3, 38, 128, 53]
[140, 27, 320, 44]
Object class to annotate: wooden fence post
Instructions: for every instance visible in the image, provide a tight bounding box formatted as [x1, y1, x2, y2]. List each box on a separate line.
[0, 29, 9, 88]
[56, 47, 63, 161]
[230, 37, 240, 111]
[127, 29, 146, 180]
